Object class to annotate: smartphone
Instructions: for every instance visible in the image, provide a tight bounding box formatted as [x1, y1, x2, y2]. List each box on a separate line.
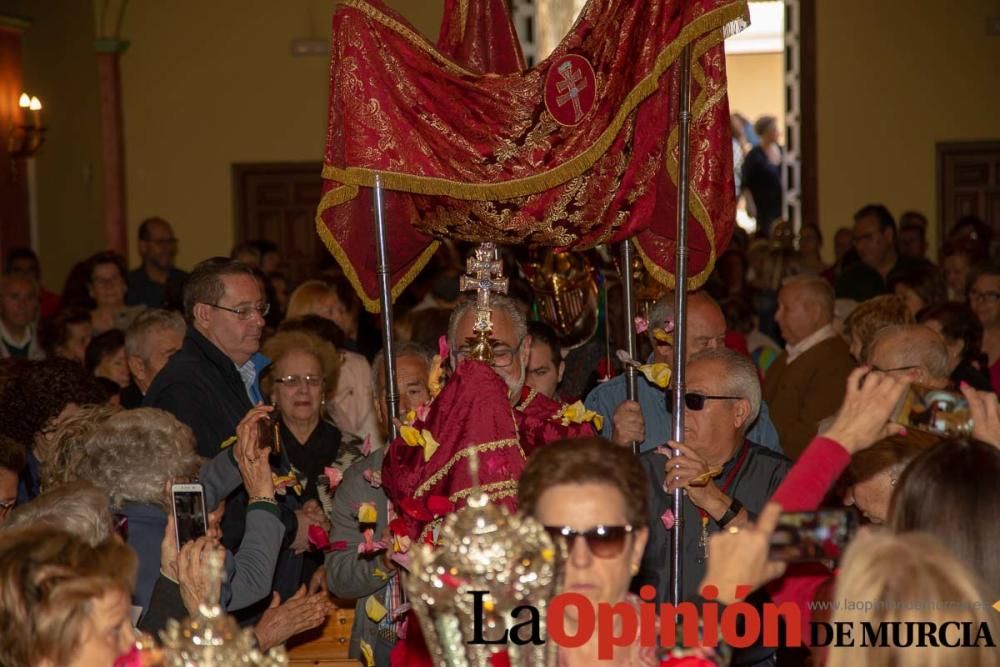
[892, 384, 972, 438]
[171, 483, 207, 549]
[257, 414, 281, 454]
[768, 509, 859, 563]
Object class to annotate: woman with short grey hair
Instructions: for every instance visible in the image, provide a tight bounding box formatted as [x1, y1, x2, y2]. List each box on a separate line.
[3, 480, 114, 547]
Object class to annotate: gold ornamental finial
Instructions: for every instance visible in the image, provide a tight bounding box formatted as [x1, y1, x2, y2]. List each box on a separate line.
[459, 242, 508, 363]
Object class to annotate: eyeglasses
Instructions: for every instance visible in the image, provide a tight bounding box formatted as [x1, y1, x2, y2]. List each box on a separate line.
[668, 390, 742, 411]
[543, 524, 634, 558]
[203, 302, 270, 320]
[969, 289, 1000, 303]
[274, 374, 323, 388]
[455, 338, 523, 368]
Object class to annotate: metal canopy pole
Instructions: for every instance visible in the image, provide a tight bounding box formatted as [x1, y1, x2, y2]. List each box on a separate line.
[670, 43, 694, 607]
[373, 175, 400, 441]
[620, 240, 640, 456]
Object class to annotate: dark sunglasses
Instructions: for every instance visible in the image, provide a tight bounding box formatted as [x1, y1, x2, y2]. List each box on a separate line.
[543, 524, 633, 558]
[667, 390, 742, 411]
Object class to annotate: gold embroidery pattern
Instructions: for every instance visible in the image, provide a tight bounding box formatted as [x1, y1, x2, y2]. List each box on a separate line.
[413, 438, 525, 498]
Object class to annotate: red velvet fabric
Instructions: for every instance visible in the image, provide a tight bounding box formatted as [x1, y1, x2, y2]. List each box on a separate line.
[318, 0, 747, 311]
[514, 387, 597, 458]
[381, 360, 527, 540]
[436, 0, 525, 75]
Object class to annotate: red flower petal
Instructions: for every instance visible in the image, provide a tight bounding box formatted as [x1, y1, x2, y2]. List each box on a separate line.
[399, 498, 433, 522]
[389, 517, 409, 536]
[426, 495, 454, 517]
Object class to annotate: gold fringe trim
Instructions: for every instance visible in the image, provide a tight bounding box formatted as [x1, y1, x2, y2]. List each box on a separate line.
[319, 1, 749, 201]
[319, 0, 748, 301]
[448, 479, 519, 503]
[413, 438, 524, 498]
[515, 387, 539, 413]
[314, 203, 441, 313]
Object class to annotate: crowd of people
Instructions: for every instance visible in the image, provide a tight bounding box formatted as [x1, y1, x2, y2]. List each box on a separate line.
[1, 205, 999, 667]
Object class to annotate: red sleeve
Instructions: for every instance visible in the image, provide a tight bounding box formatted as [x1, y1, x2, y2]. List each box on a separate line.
[766, 436, 850, 629]
[770, 436, 851, 512]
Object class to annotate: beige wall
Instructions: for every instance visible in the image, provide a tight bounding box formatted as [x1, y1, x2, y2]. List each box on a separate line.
[725, 51, 784, 136]
[815, 0, 1000, 262]
[120, 0, 442, 272]
[0, 0, 104, 291]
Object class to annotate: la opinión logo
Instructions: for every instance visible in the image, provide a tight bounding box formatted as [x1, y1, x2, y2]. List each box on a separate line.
[467, 586, 996, 659]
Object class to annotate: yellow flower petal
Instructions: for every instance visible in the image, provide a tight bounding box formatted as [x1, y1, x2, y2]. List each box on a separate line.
[358, 502, 378, 524]
[420, 430, 439, 462]
[400, 424, 423, 447]
[372, 567, 389, 581]
[652, 328, 673, 343]
[219, 435, 237, 450]
[360, 639, 375, 667]
[365, 594, 388, 622]
[592, 413, 604, 431]
[403, 409, 416, 425]
[639, 363, 672, 388]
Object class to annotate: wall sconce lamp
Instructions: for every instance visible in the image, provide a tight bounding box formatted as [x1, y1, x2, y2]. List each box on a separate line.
[8, 92, 46, 158]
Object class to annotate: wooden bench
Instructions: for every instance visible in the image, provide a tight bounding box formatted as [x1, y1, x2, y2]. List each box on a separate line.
[286, 604, 360, 666]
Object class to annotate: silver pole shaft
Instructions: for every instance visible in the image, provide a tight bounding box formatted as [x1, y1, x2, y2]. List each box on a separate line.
[373, 175, 399, 441]
[670, 43, 693, 607]
[620, 240, 640, 456]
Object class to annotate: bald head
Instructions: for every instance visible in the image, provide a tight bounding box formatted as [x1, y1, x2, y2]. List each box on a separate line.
[650, 291, 726, 365]
[868, 324, 950, 388]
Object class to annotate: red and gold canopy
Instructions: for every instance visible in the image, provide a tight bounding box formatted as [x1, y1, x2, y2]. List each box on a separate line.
[317, 0, 748, 311]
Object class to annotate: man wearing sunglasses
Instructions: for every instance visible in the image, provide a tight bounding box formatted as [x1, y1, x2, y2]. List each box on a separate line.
[637, 348, 790, 666]
[585, 291, 783, 454]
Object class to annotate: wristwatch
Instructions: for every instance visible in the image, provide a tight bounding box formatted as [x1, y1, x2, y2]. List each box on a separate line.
[717, 497, 743, 529]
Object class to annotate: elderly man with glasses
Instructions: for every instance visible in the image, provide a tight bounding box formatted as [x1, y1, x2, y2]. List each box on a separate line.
[636, 347, 790, 667]
[446, 295, 596, 456]
[144, 258, 326, 614]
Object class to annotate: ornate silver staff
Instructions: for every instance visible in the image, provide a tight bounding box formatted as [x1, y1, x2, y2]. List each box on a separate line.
[670, 43, 694, 608]
[373, 175, 400, 440]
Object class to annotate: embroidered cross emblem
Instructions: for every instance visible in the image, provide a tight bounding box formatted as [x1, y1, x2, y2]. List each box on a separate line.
[554, 61, 588, 123]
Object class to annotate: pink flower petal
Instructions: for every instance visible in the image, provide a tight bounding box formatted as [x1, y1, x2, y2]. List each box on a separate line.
[362, 468, 382, 489]
[414, 403, 431, 422]
[390, 552, 411, 570]
[324, 466, 343, 490]
[361, 434, 373, 456]
[438, 335, 449, 360]
[634, 316, 649, 334]
[660, 509, 676, 531]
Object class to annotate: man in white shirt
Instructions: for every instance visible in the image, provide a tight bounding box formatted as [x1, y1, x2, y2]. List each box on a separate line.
[764, 275, 855, 459]
[0, 274, 44, 360]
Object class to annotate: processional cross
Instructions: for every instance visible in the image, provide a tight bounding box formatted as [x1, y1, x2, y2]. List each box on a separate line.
[459, 242, 508, 362]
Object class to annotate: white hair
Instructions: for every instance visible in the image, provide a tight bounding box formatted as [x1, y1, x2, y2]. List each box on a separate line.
[74, 408, 199, 511]
[4, 481, 113, 546]
[125, 308, 186, 360]
[446, 295, 527, 352]
[689, 347, 761, 430]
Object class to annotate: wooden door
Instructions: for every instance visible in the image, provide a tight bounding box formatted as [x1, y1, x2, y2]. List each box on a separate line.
[937, 141, 1000, 251]
[232, 161, 329, 286]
